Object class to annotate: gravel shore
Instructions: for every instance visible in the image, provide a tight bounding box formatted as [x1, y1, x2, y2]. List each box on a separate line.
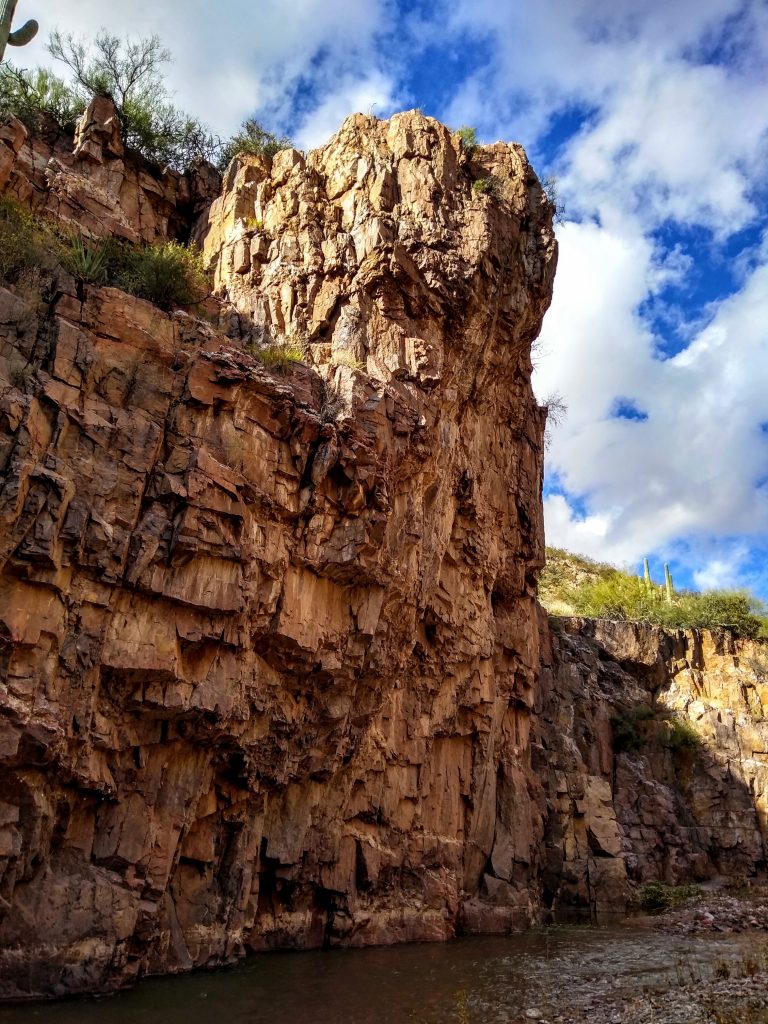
[528, 891, 768, 1024]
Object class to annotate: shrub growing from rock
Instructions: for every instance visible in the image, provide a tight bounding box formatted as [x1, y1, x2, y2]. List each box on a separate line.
[112, 241, 208, 310]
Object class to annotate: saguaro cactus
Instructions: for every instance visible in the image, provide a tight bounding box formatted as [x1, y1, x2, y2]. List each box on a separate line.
[0, 0, 38, 63]
[643, 557, 652, 593]
[664, 563, 674, 604]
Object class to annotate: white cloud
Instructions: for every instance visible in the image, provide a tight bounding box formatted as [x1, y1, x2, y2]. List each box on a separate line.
[18, 0, 396, 137]
[294, 71, 398, 150]
[693, 549, 750, 591]
[536, 226, 768, 568]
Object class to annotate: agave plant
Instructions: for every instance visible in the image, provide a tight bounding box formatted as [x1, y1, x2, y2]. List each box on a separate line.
[57, 232, 112, 285]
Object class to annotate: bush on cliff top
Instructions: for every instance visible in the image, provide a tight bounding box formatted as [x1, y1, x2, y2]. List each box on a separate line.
[541, 547, 768, 639]
[47, 31, 220, 170]
[1, 33, 289, 175]
[0, 64, 84, 133]
[217, 118, 293, 172]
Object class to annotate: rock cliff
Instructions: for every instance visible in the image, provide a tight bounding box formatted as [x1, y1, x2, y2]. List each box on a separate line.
[0, 101, 766, 1002]
[0, 103, 556, 998]
[540, 618, 768, 916]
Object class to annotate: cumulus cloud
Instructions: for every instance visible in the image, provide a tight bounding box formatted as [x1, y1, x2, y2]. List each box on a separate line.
[18, 0, 398, 137]
[535, 224, 768, 569]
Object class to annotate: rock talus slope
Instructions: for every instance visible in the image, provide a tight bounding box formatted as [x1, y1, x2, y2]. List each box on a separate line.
[0, 107, 557, 997]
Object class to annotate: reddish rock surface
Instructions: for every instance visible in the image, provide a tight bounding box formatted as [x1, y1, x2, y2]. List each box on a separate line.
[540, 618, 768, 916]
[0, 106, 556, 997]
[1, 102, 766, 1002]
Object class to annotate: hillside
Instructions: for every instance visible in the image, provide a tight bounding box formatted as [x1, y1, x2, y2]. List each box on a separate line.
[539, 547, 768, 639]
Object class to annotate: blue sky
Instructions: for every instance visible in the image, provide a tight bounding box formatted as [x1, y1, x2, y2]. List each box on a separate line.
[19, 0, 768, 600]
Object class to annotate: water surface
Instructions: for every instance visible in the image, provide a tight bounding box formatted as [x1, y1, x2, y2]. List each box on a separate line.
[0, 923, 745, 1024]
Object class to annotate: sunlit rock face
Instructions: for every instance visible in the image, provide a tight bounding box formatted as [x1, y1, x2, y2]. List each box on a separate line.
[1, 99, 766, 1005]
[0, 104, 557, 997]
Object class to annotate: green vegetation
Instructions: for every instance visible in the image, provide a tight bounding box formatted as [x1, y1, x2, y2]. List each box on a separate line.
[472, 175, 502, 198]
[54, 232, 113, 284]
[112, 241, 207, 310]
[0, 64, 83, 132]
[0, 194, 42, 282]
[330, 350, 365, 370]
[453, 125, 477, 155]
[47, 31, 219, 169]
[610, 704, 655, 753]
[637, 881, 700, 911]
[217, 117, 293, 171]
[611, 704, 699, 755]
[660, 717, 699, 751]
[1, 31, 291, 176]
[256, 342, 304, 373]
[0, 194, 207, 310]
[540, 547, 768, 639]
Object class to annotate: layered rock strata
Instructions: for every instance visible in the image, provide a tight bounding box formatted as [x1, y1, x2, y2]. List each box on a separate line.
[2, 100, 766, 1004]
[0, 108, 557, 998]
[539, 618, 768, 916]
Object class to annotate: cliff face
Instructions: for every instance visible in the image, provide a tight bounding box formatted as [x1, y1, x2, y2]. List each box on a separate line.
[2, 101, 766, 1004]
[539, 618, 768, 916]
[0, 105, 557, 998]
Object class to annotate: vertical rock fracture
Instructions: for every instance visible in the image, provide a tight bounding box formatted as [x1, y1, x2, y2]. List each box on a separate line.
[0, 107, 556, 997]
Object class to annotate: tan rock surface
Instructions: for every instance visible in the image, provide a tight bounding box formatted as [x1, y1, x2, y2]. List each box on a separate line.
[0, 99, 219, 243]
[539, 617, 768, 916]
[0, 108, 556, 998]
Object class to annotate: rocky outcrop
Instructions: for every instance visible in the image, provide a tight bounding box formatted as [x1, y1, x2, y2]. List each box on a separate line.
[0, 97, 219, 244]
[539, 617, 768, 916]
[0, 107, 556, 998]
[3, 98, 766, 1005]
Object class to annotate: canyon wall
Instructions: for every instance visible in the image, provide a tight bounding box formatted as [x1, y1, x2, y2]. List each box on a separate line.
[540, 617, 768, 916]
[0, 105, 557, 998]
[0, 102, 766, 1002]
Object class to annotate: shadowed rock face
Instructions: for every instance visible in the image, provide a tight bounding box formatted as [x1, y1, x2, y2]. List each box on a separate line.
[538, 618, 768, 916]
[0, 105, 557, 997]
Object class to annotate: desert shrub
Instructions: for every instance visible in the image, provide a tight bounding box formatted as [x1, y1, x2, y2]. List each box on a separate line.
[257, 342, 304, 373]
[568, 569, 765, 639]
[0, 64, 84, 132]
[671, 590, 766, 639]
[54, 232, 115, 284]
[0, 195, 42, 283]
[113, 242, 208, 310]
[660, 717, 699, 751]
[638, 881, 700, 911]
[542, 175, 565, 223]
[472, 175, 502, 198]
[570, 570, 654, 621]
[47, 31, 219, 169]
[218, 118, 292, 171]
[454, 125, 477, 154]
[331, 350, 365, 370]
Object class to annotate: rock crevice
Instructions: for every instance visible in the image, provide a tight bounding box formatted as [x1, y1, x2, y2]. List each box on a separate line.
[0, 105, 557, 998]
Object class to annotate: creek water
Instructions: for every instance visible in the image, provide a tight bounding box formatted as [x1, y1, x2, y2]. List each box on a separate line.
[0, 923, 748, 1024]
